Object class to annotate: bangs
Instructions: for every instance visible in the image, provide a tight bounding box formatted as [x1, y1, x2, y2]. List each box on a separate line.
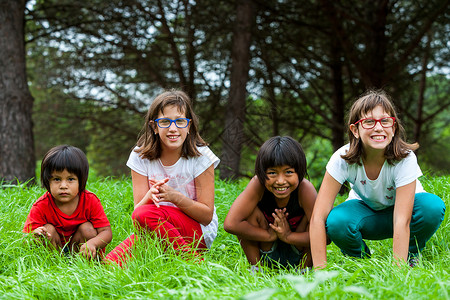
[260, 145, 295, 169]
[48, 150, 83, 174]
[361, 95, 393, 116]
[160, 99, 186, 115]
[41, 145, 89, 192]
[350, 92, 396, 124]
[152, 93, 190, 120]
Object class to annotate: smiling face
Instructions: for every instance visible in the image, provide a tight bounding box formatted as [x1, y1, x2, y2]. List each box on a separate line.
[49, 169, 80, 207]
[153, 104, 190, 154]
[264, 165, 299, 203]
[350, 105, 396, 154]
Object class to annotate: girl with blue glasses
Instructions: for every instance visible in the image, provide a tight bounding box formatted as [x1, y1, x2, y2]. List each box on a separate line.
[105, 90, 220, 266]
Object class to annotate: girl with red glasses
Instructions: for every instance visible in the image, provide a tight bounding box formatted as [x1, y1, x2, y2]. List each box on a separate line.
[105, 90, 219, 266]
[310, 90, 445, 269]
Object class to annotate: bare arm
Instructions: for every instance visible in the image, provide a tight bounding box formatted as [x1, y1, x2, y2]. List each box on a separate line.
[393, 181, 415, 265]
[310, 171, 341, 269]
[131, 170, 153, 208]
[223, 176, 277, 242]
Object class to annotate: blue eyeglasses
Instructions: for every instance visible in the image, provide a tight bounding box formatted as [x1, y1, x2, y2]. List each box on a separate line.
[154, 118, 190, 128]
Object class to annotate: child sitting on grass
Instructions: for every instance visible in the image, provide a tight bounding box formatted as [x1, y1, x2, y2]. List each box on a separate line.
[224, 136, 317, 271]
[104, 90, 220, 266]
[23, 145, 112, 259]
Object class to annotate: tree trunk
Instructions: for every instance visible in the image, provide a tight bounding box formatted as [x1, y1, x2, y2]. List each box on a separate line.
[365, 0, 388, 88]
[0, 0, 35, 184]
[330, 34, 345, 151]
[414, 31, 432, 153]
[219, 0, 255, 180]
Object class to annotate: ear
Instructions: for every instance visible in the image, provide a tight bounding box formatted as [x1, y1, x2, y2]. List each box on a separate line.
[149, 120, 158, 135]
[350, 124, 359, 139]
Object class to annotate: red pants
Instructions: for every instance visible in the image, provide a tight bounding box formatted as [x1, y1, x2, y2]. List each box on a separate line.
[105, 204, 206, 266]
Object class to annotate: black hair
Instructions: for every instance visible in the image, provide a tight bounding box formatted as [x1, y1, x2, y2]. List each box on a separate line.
[255, 136, 307, 186]
[41, 145, 89, 192]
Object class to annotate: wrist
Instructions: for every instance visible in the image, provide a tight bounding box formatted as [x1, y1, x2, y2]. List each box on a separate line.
[279, 232, 292, 244]
[135, 197, 149, 209]
[85, 238, 99, 250]
[266, 229, 277, 242]
[173, 193, 190, 207]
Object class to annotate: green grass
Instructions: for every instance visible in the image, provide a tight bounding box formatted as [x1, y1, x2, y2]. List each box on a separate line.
[0, 175, 448, 299]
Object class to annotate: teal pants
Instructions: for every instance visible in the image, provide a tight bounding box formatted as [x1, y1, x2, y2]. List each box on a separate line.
[326, 193, 446, 257]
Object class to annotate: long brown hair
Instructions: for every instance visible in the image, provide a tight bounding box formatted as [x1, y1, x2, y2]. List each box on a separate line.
[341, 90, 418, 165]
[135, 89, 207, 160]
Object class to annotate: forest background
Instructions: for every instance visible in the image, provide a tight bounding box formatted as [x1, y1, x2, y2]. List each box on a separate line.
[1, 0, 449, 188]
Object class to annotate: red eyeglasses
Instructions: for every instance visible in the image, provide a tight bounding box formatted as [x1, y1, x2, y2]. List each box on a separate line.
[354, 117, 395, 129]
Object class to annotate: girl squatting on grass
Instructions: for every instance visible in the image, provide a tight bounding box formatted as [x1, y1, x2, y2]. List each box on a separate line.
[310, 90, 446, 269]
[105, 90, 220, 265]
[23, 145, 112, 259]
[224, 136, 317, 271]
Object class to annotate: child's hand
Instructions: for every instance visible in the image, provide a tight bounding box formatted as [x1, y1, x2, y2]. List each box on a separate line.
[155, 183, 183, 205]
[33, 226, 51, 239]
[269, 208, 292, 242]
[79, 241, 97, 259]
[141, 178, 170, 207]
[33, 225, 62, 249]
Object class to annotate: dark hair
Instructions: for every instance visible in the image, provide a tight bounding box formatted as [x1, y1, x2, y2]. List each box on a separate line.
[41, 145, 89, 192]
[341, 90, 418, 165]
[255, 136, 307, 186]
[136, 89, 207, 160]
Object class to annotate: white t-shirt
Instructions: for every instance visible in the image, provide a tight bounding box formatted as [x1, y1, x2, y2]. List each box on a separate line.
[127, 145, 220, 248]
[326, 144, 425, 210]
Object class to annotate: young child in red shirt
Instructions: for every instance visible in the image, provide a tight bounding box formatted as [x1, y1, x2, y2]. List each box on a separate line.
[23, 145, 112, 258]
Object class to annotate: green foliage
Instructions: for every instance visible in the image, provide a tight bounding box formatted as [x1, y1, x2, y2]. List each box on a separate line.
[32, 95, 92, 159]
[85, 109, 142, 177]
[413, 75, 450, 174]
[303, 138, 334, 190]
[0, 175, 448, 299]
[25, 0, 450, 181]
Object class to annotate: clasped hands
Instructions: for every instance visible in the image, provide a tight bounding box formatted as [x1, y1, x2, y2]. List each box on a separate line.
[141, 178, 181, 207]
[267, 208, 292, 243]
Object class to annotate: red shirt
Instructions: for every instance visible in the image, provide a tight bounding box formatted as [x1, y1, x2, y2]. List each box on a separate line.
[23, 190, 110, 243]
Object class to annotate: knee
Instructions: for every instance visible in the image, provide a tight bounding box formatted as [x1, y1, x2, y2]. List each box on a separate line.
[413, 193, 446, 226]
[427, 194, 445, 219]
[77, 222, 97, 241]
[132, 205, 147, 222]
[326, 208, 355, 240]
[45, 224, 60, 241]
[224, 207, 266, 235]
[132, 205, 162, 228]
[45, 223, 58, 235]
[223, 218, 234, 234]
